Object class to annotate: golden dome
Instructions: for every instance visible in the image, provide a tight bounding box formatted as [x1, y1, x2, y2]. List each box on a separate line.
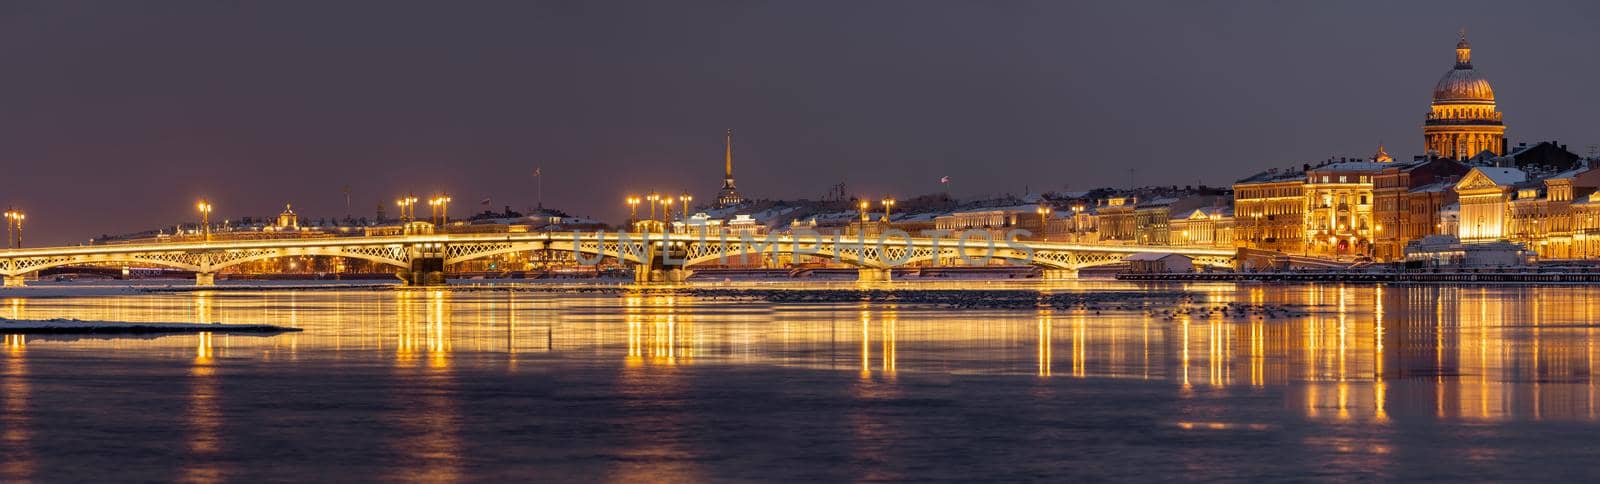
[1432, 33, 1494, 103]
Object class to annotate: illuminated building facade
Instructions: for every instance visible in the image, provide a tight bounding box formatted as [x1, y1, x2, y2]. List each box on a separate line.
[1133, 198, 1176, 245]
[1303, 162, 1384, 256]
[1370, 156, 1468, 260]
[1167, 207, 1234, 247]
[1094, 197, 1138, 242]
[1423, 33, 1506, 159]
[1454, 167, 1525, 243]
[1232, 169, 1305, 253]
[1501, 168, 1600, 258]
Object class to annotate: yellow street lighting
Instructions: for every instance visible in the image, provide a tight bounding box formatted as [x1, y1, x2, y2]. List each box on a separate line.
[3, 209, 24, 249]
[679, 192, 693, 224]
[1036, 205, 1052, 240]
[430, 194, 452, 225]
[880, 197, 896, 223]
[660, 198, 674, 225]
[396, 195, 419, 223]
[646, 192, 660, 222]
[626, 196, 641, 224]
[196, 199, 213, 241]
[858, 199, 871, 222]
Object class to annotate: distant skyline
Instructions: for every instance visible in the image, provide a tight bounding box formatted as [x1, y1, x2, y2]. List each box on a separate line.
[3, 1, 1598, 244]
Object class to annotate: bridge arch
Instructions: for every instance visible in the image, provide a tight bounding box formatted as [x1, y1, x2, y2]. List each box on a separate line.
[2, 253, 204, 276]
[205, 247, 410, 273]
[679, 241, 890, 269]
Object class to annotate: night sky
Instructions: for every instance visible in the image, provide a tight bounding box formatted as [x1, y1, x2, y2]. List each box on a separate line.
[3, 1, 1597, 245]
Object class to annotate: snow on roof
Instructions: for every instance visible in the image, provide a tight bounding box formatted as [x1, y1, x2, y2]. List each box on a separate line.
[1235, 169, 1304, 184]
[1310, 161, 1391, 172]
[1475, 167, 1527, 186]
[948, 204, 1041, 216]
[895, 212, 942, 222]
[1546, 166, 1590, 180]
[1135, 197, 1178, 208]
[1170, 206, 1231, 220]
[1409, 181, 1454, 193]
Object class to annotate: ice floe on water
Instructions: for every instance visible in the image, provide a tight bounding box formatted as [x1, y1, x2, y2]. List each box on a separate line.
[0, 317, 301, 334]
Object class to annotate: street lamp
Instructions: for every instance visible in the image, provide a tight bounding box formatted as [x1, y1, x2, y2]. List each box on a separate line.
[880, 197, 896, 223]
[679, 192, 693, 224]
[858, 199, 871, 222]
[429, 194, 451, 225]
[1036, 205, 1052, 228]
[626, 196, 641, 225]
[660, 198, 674, 229]
[3, 209, 23, 249]
[196, 199, 213, 242]
[646, 192, 660, 222]
[396, 195, 418, 223]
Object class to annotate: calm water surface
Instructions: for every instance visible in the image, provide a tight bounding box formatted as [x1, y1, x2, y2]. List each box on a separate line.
[4, 281, 1600, 481]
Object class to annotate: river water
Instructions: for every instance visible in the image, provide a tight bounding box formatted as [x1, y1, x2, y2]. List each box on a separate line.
[3, 281, 1600, 481]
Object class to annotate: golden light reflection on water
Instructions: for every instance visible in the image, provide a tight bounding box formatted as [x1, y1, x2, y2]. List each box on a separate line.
[11, 282, 1600, 421]
[183, 332, 223, 484]
[1, 333, 33, 482]
[388, 289, 462, 483]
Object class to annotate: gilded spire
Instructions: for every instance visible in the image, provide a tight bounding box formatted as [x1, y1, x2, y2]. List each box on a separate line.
[1455, 28, 1471, 67]
[724, 129, 734, 179]
[716, 129, 743, 207]
[1374, 142, 1393, 163]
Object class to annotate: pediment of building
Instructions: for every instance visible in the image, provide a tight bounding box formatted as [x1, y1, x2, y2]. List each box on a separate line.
[1455, 170, 1504, 191]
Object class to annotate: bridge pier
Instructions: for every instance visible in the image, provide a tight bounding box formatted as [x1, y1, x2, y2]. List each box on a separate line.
[1041, 269, 1079, 280]
[634, 266, 692, 284]
[195, 273, 216, 286]
[3, 275, 25, 287]
[399, 256, 447, 286]
[857, 268, 891, 282]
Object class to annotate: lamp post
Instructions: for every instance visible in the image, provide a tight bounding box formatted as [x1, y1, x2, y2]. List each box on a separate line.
[880, 197, 896, 223]
[858, 199, 871, 222]
[660, 198, 673, 230]
[626, 196, 641, 225]
[1072, 205, 1085, 243]
[3, 209, 23, 249]
[196, 199, 213, 242]
[397, 195, 418, 223]
[1036, 206, 1052, 239]
[679, 192, 693, 225]
[433, 194, 451, 225]
[646, 193, 660, 222]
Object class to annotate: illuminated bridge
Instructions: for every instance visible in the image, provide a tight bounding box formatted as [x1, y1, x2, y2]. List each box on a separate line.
[0, 232, 1237, 286]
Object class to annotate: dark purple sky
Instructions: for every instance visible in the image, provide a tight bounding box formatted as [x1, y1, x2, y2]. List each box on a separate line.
[3, 1, 1598, 245]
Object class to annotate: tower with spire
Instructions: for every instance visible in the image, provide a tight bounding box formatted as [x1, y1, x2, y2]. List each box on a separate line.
[716, 129, 744, 207]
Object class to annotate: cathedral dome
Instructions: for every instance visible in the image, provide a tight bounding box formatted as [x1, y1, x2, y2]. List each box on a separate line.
[1432, 34, 1494, 103]
[1433, 68, 1494, 103]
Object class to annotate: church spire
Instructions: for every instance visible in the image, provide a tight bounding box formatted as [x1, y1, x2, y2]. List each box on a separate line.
[716, 129, 743, 207]
[1455, 28, 1472, 67]
[724, 128, 734, 179]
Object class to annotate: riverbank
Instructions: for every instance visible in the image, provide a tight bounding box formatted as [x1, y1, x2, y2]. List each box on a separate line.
[1118, 270, 1600, 284]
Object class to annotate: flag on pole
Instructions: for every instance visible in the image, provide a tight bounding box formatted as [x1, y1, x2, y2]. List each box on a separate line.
[939, 176, 950, 184]
[480, 197, 492, 206]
